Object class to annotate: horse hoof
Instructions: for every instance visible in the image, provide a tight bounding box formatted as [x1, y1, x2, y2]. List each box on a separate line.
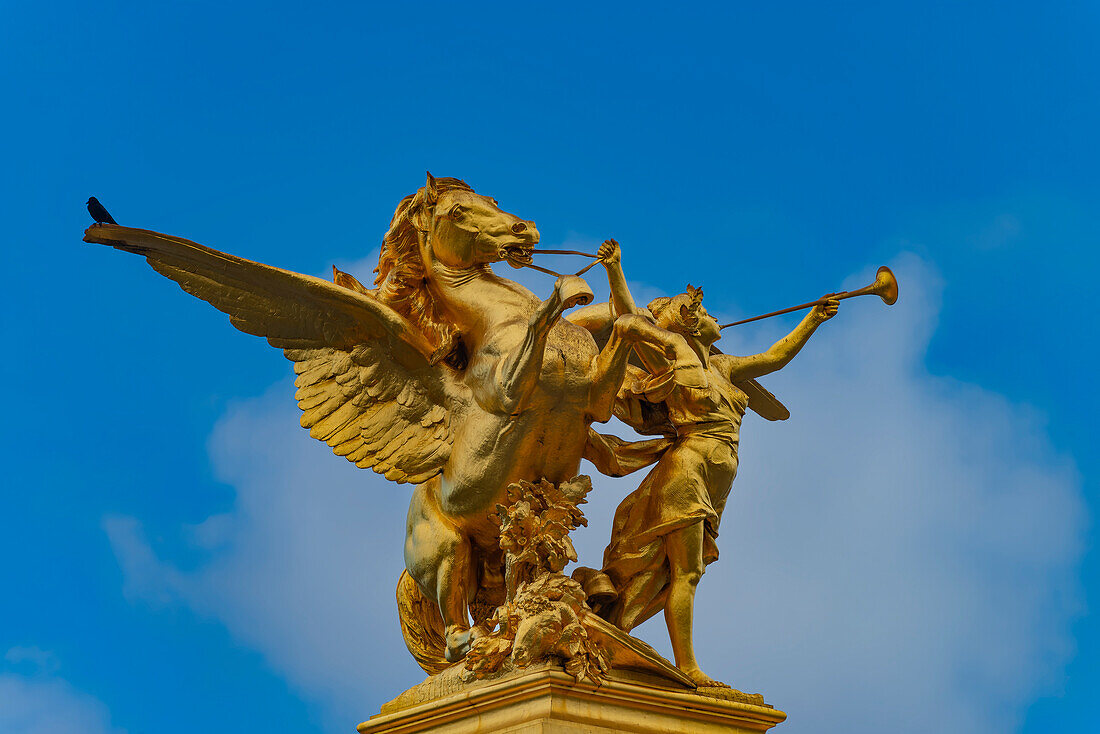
[555, 275, 594, 310]
[444, 625, 488, 662]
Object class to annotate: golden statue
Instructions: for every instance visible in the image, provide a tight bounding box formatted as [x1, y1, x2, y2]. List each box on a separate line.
[573, 240, 840, 686]
[83, 174, 897, 711]
[85, 174, 696, 670]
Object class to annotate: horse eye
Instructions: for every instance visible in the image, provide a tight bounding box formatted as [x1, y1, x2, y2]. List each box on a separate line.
[450, 204, 463, 218]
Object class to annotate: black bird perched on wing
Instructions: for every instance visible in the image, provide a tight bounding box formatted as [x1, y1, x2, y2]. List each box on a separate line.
[86, 196, 117, 225]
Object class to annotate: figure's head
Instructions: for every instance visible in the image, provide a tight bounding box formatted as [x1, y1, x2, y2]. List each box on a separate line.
[407, 172, 539, 269]
[647, 285, 721, 345]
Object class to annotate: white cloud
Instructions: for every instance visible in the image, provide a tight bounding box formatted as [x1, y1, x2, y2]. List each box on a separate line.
[0, 650, 122, 734]
[106, 253, 1084, 733]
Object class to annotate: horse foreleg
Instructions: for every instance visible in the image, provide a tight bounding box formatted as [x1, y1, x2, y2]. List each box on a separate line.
[491, 275, 593, 414]
[588, 314, 678, 422]
[405, 478, 482, 662]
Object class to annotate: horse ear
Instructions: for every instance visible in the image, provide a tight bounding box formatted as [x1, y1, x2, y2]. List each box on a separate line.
[425, 171, 438, 205]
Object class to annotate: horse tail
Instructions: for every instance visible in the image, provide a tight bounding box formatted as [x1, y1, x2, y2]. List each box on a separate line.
[396, 569, 450, 674]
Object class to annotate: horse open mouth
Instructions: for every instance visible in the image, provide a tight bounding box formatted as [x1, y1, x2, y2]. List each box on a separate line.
[499, 242, 535, 268]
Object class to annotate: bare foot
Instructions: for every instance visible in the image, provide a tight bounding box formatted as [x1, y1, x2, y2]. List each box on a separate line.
[684, 667, 731, 688]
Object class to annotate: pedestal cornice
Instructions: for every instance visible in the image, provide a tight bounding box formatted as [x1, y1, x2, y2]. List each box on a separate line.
[360, 664, 786, 734]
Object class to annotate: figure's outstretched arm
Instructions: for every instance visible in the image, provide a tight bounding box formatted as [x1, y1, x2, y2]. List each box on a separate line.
[598, 239, 638, 318]
[564, 239, 643, 345]
[721, 296, 839, 381]
[595, 238, 693, 378]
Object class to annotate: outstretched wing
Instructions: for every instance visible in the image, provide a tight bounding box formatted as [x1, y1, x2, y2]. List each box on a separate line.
[735, 378, 789, 421]
[84, 223, 463, 484]
[709, 346, 789, 421]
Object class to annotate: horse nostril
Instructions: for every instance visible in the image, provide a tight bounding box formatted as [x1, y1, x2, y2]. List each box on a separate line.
[511, 222, 527, 234]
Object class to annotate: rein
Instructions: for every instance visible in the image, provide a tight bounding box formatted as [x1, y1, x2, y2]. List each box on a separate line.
[515, 248, 602, 278]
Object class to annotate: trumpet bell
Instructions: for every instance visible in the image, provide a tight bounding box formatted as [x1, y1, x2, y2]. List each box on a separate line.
[872, 266, 899, 305]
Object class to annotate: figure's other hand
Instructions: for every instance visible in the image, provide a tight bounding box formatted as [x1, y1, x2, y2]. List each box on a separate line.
[811, 295, 840, 322]
[598, 238, 622, 265]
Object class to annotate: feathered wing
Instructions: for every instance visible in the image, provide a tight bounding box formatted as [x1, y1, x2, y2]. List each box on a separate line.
[735, 378, 789, 421]
[84, 223, 464, 484]
[708, 349, 789, 421]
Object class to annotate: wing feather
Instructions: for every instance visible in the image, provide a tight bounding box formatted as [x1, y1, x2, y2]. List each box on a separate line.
[85, 224, 465, 484]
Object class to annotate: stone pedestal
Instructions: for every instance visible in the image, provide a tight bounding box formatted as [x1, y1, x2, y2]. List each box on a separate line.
[359, 664, 786, 734]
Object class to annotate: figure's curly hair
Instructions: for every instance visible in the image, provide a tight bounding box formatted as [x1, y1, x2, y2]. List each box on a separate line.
[373, 177, 473, 368]
[647, 284, 704, 336]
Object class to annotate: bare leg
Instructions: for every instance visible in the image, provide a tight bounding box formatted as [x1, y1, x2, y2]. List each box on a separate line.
[664, 521, 728, 687]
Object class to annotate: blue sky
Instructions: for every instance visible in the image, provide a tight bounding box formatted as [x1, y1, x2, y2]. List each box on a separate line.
[2, 2, 1097, 732]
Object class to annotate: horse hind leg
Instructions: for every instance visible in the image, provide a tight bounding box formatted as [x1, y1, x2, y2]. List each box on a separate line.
[404, 476, 484, 662]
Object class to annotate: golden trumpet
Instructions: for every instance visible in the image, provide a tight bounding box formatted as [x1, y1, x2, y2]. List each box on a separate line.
[720, 266, 898, 329]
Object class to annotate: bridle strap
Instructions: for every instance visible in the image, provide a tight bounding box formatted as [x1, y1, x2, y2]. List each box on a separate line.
[513, 248, 601, 278]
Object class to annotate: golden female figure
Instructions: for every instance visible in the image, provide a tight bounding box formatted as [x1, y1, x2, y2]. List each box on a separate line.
[593, 240, 839, 687]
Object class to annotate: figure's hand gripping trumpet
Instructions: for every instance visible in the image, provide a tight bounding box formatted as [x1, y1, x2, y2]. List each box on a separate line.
[719, 265, 899, 329]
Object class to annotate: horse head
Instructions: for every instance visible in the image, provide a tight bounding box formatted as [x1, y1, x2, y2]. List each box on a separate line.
[372, 174, 543, 365]
[418, 172, 539, 270]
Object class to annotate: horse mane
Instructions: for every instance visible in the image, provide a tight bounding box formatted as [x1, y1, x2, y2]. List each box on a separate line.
[373, 177, 473, 369]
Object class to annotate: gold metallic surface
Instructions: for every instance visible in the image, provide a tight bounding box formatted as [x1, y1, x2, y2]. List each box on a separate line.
[568, 242, 840, 687]
[84, 174, 687, 666]
[361, 664, 786, 734]
[84, 174, 889, 709]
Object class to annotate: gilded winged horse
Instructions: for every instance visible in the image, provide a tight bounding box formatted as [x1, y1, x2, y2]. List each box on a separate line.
[85, 174, 698, 670]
